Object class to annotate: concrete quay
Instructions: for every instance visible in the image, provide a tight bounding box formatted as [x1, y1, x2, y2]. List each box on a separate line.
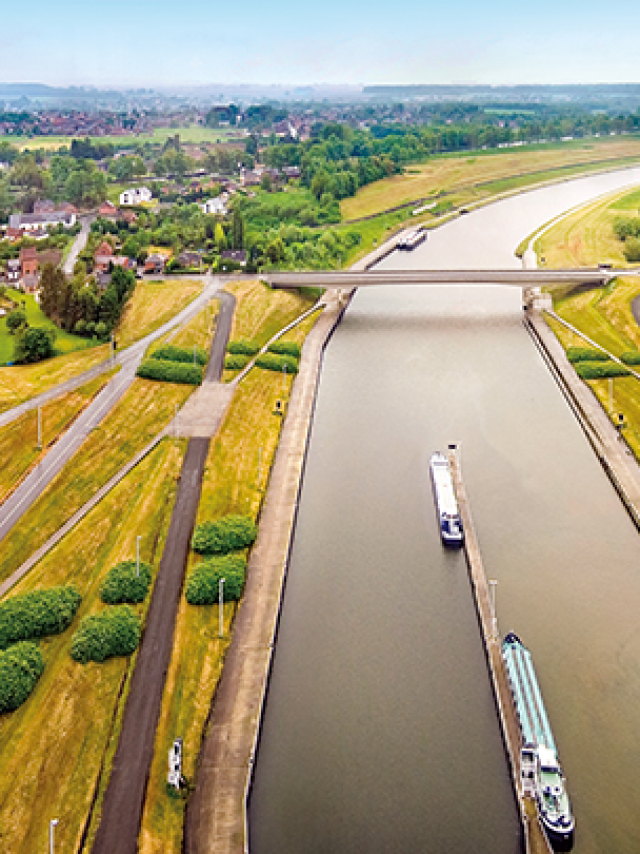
[448, 447, 553, 854]
[185, 289, 352, 854]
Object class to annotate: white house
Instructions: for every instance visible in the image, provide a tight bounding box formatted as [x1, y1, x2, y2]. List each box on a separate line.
[8, 211, 77, 232]
[119, 187, 153, 206]
[201, 195, 227, 216]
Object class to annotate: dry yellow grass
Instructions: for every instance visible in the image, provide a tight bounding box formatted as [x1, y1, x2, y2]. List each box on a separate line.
[225, 279, 317, 346]
[0, 439, 182, 854]
[0, 378, 194, 583]
[0, 372, 113, 503]
[116, 279, 203, 348]
[341, 138, 640, 220]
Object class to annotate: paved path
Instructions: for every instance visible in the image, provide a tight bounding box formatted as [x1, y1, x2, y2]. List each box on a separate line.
[90, 290, 235, 854]
[63, 214, 94, 276]
[0, 277, 221, 544]
[185, 291, 349, 854]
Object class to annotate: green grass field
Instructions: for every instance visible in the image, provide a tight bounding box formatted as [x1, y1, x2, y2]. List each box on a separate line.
[0, 288, 94, 365]
[0, 126, 242, 152]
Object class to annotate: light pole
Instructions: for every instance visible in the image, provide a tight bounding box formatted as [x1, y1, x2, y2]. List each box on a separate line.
[489, 579, 498, 641]
[50, 818, 58, 854]
[218, 577, 225, 638]
[136, 535, 141, 577]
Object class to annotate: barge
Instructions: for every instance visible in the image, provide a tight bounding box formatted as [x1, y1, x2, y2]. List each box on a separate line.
[429, 452, 464, 546]
[502, 632, 574, 852]
[397, 228, 427, 250]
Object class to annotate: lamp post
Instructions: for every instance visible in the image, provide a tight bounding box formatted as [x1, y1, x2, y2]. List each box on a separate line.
[218, 577, 225, 638]
[49, 819, 58, 854]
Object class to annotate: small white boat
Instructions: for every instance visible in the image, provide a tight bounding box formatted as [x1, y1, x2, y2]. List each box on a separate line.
[429, 452, 464, 546]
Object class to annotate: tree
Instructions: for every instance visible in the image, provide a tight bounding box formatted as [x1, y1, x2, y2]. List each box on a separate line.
[14, 327, 56, 363]
[231, 207, 244, 250]
[39, 263, 66, 321]
[214, 222, 226, 251]
[6, 309, 26, 333]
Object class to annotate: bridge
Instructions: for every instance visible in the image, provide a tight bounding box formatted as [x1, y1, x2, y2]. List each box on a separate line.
[265, 268, 635, 289]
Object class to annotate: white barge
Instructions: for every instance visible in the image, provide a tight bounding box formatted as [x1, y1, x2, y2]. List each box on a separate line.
[502, 632, 574, 852]
[429, 452, 464, 546]
[397, 228, 427, 250]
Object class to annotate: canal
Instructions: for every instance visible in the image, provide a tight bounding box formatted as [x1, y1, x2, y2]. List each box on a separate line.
[249, 167, 640, 854]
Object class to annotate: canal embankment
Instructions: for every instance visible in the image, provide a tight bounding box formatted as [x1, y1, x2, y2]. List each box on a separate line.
[525, 310, 640, 530]
[448, 447, 553, 854]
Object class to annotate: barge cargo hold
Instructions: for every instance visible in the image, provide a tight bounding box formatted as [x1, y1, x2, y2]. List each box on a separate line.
[429, 452, 464, 546]
[502, 632, 574, 852]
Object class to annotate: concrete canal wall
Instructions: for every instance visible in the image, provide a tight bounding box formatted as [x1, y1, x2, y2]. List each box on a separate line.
[448, 446, 553, 854]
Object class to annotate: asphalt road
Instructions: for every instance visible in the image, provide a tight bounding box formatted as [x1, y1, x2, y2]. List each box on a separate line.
[63, 215, 94, 276]
[0, 276, 222, 542]
[90, 291, 234, 854]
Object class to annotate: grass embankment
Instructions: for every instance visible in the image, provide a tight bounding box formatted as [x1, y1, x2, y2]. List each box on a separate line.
[0, 438, 183, 854]
[0, 378, 194, 584]
[0, 277, 203, 414]
[222, 279, 318, 380]
[0, 372, 114, 503]
[537, 184, 640, 458]
[138, 294, 323, 853]
[150, 299, 218, 357]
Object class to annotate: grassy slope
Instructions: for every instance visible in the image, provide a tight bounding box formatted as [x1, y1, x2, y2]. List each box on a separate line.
[0, 378, 194, 584]
[340, 137, 640, 221]
[0, 438, 183, 854]
[138, 296, 322, 853]
[0, 371, 113, 503]
[115, 278, 203, 349]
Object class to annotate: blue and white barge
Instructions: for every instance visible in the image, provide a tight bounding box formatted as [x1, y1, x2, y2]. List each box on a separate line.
[429, 452, 464, 547]
[502, 632, 574, 851]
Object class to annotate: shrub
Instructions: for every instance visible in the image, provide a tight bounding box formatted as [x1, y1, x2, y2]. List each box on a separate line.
[224, 354, 250, 371]
[268, 340, 302, 359]
[185, 555, 247, 605]
[0, 586, 82, 650]
[100, 560, 152, 605]
[227, 339, 259, 356]
[0, 642, 45, 713]
[152, 345, 207, 366]
[70, 606, 141, 664]
[621, 351, 640, 365]
[192, 514, 257, 555]
[566, 347, 610, 363]
[6, 309, 26, 333]
[623, 237, 640, 263]
[95, 321, 108, 339]
[575, 362, 630, 379]
[255, 352, 299, 374]
[137, 358, 203, 385]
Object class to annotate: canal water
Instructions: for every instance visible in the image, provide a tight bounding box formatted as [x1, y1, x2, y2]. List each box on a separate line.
[249, 167, 640, 854]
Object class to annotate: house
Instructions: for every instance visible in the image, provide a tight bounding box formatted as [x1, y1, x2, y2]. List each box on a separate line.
[99, 200, 118, 219]
[95, 254, 129, 274]
[5, 227, 23, 242]
[283, 166, 301, 180]
[22, 273, 39, 294]
[96, 241, 114, 257]
[240, 169, 261, 187]
[119, 209, 138, 224]
[221, 250, 247, 266]
[20, 246, 38, 277]
[119, 187, 153, 206]
[177, 251, 202, 269]
[6, 259, 20, 282]
[201, 196, 227, 216]
[33, 199, 56, 214]
[8, 210, 77, 232]
[144, 253, 166, 274]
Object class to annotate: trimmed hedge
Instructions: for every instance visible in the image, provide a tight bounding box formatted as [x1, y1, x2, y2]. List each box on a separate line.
[185, 554, 247, 605]
[567, 347, 610, 363]
[224, 354, 250, 371]
[70, 606, 141, 664]
[100, 561, 152, 605]
[255, 353, 299, 374]
[575, 362, 630, 379]
[0, 642, 45, 713]
[621, 351, 640, 365]
[192, 514, 257, 555]
[0, 586, 82, 651]
[227, 339, 259, 356]
[268, 340, 302, 359]
[137, 359, 203, 385]
[152, 345, 207, 366]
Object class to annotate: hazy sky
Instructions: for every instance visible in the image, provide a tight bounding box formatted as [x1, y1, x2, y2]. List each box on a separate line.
[2, 0, 640, 87]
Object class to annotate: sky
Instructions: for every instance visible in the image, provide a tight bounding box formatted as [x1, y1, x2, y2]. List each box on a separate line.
[2, 0, 640, 88]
